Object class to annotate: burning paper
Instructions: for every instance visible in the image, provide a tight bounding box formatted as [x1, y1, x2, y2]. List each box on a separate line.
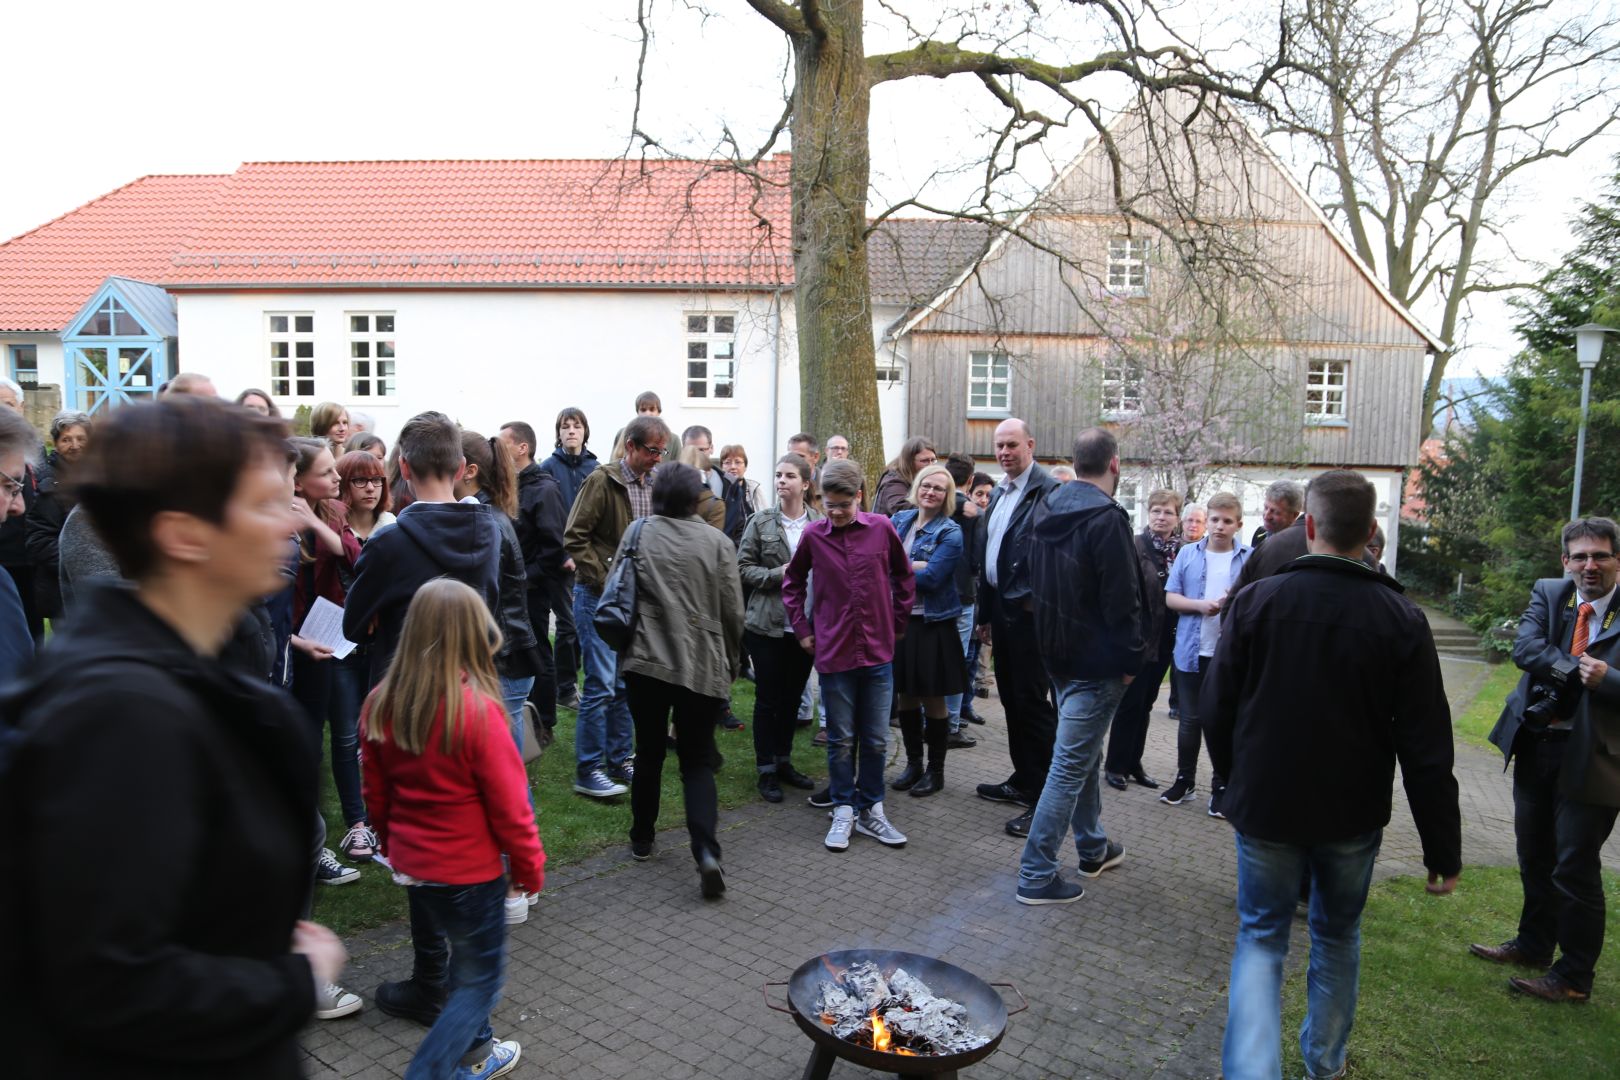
[814, 960, 990, 1056]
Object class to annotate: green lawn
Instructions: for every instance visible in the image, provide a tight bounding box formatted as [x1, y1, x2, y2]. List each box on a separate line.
[1281, 867, 1620, 1078]
[312, 677, 832, 936]
[1453, 662, 1520, 749]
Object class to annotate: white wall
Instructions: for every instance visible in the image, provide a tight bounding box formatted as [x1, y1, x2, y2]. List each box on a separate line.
[176, 289, 793, 464]
[0, 333, 64, 392]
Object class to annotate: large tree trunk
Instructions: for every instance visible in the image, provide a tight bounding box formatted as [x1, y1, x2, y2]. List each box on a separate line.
[788, 1, 886, 486]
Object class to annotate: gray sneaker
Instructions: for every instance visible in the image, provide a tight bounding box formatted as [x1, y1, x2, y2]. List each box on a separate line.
[825, 805, 855, 851]
[856, 802, 907, 847]
[315, 980, 363, 1020]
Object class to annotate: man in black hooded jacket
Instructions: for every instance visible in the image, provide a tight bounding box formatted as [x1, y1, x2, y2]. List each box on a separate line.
[1016, 428, 1148, 905]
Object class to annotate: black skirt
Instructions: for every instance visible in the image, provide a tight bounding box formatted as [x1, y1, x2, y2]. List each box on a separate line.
[894, 615, 970, 697]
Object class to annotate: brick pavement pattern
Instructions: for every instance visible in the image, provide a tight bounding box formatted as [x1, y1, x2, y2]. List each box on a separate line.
[301, 653, 1619, 1079]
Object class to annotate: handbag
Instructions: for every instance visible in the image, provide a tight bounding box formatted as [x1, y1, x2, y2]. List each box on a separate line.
[519, 701, 550, 764]
[593, 517, 648, 652]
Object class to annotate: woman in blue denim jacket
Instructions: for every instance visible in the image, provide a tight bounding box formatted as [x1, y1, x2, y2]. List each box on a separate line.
[888, 464, 969, 797]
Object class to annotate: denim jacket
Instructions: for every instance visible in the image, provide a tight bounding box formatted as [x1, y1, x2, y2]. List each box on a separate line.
[890, 508, 964, 623]
[1165, 536, 1251, 673]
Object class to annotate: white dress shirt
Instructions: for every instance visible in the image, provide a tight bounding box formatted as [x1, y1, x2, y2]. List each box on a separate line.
[984, 466, 1035, 590]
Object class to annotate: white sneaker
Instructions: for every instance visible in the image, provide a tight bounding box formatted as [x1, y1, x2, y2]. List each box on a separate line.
[315, 980, 363, 1020]
[504, 896, 529, 925]
[856, 802, 907, 847]
[825, 805, 855, 852]
[525, 892, 539, 907]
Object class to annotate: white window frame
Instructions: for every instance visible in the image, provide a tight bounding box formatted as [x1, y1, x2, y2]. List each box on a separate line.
[266, 312, 316, 400]
[8, 344, 38, 389]
[1306, 359, 1349, 425]
[967, 350, 1011, 417]
[1115, 477, 1142, 525]
[1107, 236, 1150, 294]
[875, 352, 903, 384]
[1101, 355, 1143, 418]
[347, 312, 397, 399]
[684, 312, 737, 402]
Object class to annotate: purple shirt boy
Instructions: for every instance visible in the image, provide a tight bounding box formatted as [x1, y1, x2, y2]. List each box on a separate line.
[783, 510, 916, 674]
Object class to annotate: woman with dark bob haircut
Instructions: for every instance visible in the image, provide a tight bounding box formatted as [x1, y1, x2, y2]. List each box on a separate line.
[611, 462, 744, 899]
[0, 397, 347, 1078]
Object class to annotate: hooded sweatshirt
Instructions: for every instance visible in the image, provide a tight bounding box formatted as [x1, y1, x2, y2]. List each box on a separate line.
[1028, 479, 1149, 681]
[342, 501, 501, 686]
[538, 445, 599, 510]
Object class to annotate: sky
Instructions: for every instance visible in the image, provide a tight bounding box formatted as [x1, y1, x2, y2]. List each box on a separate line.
[2, 1, 1613, 378]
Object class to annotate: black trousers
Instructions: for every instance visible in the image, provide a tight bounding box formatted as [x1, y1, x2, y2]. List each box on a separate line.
[990, 607, 1057, 799]
[1513, 733, 1619, 993]
[1104, 635, 1173, 776]
[548, 570, 578, 691]
[1171, 664, 1223, 788]
[522, 585, 558, 725]
[625, 673, 721, 864]
[747, 629, 813, 770]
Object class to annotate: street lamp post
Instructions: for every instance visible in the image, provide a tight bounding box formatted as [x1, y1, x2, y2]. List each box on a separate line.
[1571, 322, 1613, 520]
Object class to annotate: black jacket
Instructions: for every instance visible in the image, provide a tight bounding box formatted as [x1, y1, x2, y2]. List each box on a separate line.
[1133, 530, 1173, 666]
[974, 463, 1059, 621]
[470, 492, 540, 669]
[343, 501, 502, 686]
[0, 461, 38, 566]
[1028, 479, 1148, 680]
[1233, 519, 1377, 596]
[24, 455, 73, 619]
[1490, 577, 1620, 807]
[950, 492, 979, 605]
[514, 463, 569, 584]
[1203, 555, 1461, 875]
[538, 446, 599, 511]
[0, 585, 317, 1078]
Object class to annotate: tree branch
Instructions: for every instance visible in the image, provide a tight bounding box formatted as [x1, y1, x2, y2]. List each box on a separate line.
[743, 0, 807, 37]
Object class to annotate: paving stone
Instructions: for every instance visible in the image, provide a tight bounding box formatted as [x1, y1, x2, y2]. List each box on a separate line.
[301, 654, 1617, 1078]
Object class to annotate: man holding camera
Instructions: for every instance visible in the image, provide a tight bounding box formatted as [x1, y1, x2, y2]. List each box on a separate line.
[1475, 517, 1620, 1003]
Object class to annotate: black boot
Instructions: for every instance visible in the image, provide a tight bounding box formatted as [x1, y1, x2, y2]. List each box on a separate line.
[892, 709, 925, 790]
[910, 716, 949, 797]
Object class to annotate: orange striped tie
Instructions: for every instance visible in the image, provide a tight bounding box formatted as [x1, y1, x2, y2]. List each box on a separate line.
[1572, 602, 1594, 657]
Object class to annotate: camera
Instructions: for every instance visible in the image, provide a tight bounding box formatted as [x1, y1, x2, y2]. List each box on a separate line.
[1521, 656, 1583, 732]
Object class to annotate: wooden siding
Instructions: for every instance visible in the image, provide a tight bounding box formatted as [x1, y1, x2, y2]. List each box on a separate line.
[901, 95, 1432, 471]
[907, 333, 1425, 468]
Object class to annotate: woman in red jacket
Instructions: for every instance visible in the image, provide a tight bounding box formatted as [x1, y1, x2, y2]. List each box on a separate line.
[362, 579, 544, 1080]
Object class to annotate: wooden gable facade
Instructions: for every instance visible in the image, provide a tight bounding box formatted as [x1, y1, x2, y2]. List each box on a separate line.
[898, 95, 1442, 472]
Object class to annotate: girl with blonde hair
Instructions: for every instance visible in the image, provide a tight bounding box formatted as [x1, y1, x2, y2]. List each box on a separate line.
[362, 579, 543, 1080]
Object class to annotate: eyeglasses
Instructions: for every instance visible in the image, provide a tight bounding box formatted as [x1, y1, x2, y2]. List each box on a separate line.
[349, 477, 384, 488]
[1565, 552, 1616, 565]
[0, 467, 23, 499]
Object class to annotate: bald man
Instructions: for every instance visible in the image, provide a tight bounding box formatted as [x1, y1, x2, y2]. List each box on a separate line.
[973, 418, 1061, 837]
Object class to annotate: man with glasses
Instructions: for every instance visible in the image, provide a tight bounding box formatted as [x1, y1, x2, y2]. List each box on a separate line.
[1474, 517, 1620, 1003]
[563, 414, 671, 798]
[0, 407, 35, 680]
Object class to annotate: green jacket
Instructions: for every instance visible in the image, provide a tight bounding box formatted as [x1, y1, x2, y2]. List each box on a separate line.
[737, 504, 824, 638]
[617, 515, 744, 699]
[563, 463, 636, 591]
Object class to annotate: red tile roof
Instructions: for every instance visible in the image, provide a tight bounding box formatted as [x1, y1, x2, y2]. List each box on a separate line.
[0, 174, 229, 331]
[166, 158, 793, 289]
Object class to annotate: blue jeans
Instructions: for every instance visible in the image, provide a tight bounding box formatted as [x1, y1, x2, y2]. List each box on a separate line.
[572, 584, 633, 778]
[1223, 829, 1382, 1080]
[820, 663, 893, 812]
[292, 647, 370, 827]
[499, 674, 536, 810]
[1018, 677, 1126, 887]
[403, 876, 507, 1080]
[943, 609, 976, 732]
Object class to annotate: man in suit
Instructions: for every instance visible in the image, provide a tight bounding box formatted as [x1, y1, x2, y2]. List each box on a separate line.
[973, 418, 1060, 837]
[1475, 516, 1620, 1003]
[1247, 479, 1302, 549]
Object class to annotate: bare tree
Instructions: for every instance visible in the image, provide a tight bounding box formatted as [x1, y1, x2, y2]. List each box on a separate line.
[628, 1, 1286, 478]
[1270, 0, 1620, 438]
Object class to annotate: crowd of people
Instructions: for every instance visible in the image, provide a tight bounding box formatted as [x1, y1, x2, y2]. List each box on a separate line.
[0, 373, 1611, 1080]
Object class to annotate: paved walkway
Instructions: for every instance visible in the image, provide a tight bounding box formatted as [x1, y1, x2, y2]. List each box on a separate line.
[301, 655, 1616, 1080]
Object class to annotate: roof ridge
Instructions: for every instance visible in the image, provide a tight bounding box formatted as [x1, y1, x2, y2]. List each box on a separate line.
[233, 157, 783, 167]
[0, 173, 227, 249]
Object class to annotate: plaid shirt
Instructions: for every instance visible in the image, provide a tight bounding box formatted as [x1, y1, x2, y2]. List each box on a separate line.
[620, 458, 653, 520]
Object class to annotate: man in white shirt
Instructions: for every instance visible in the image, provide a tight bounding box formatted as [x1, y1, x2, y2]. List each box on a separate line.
[972, 418, 1060, 837]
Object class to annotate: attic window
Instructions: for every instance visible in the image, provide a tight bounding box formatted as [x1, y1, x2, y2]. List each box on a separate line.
[1107, 236, 1150, 293]
[1306, 359, 1349, 424]
[80, 296, 144, 337]
[1101, 356, 1143, 418]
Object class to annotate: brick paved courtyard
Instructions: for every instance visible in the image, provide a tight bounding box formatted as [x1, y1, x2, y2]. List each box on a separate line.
[301, 654, 1619, 1079]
